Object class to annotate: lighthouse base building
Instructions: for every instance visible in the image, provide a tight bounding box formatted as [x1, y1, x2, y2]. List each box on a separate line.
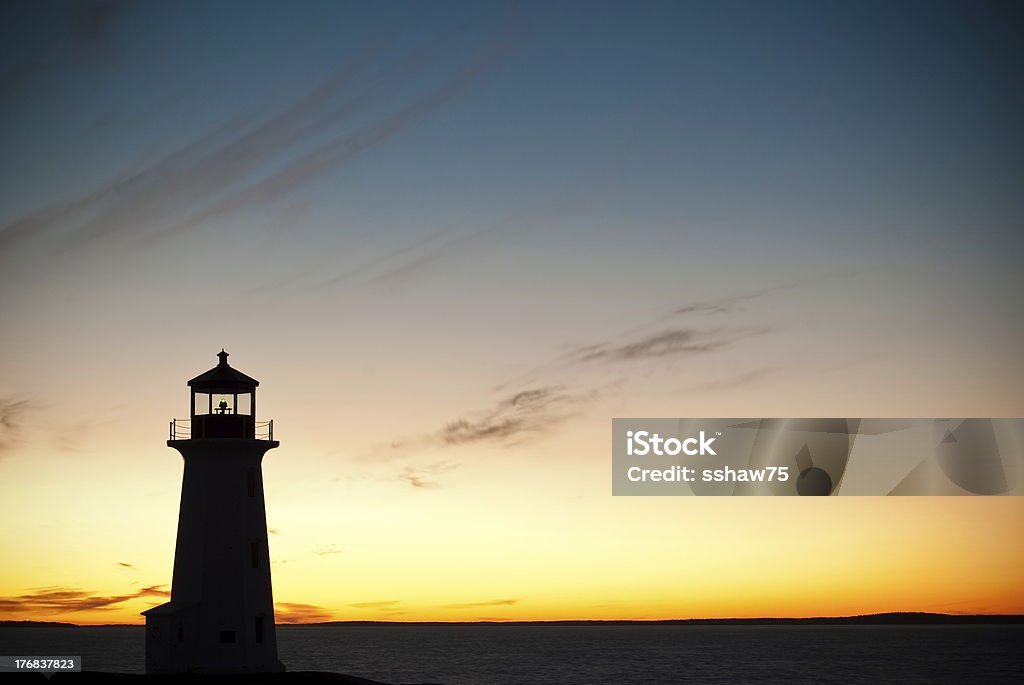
[143, 351, 285, 674]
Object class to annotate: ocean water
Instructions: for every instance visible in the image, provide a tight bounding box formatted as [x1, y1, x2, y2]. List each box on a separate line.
[1, 623, 1020, 684]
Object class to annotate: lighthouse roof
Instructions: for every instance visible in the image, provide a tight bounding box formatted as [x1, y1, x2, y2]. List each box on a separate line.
[187, 349, 260, 392]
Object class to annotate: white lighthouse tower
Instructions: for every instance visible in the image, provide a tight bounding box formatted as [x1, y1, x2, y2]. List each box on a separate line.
[143, 350, 285, 674]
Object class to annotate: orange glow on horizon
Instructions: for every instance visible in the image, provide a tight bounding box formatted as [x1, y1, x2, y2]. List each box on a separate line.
[3, 473, 1022, 626]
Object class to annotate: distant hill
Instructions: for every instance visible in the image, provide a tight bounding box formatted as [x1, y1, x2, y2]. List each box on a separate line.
[0, 620, 81, 628]
[4, 612, 1023, 628]
[309, 612, 1024, 626]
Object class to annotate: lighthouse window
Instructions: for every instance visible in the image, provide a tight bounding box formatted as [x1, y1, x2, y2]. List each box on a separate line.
[194, 392, 212, 415]
[247, 470, 256, 498]
[219, 630, 236, 643]
[250, 541, 260, 568]
[255, 615, 264, 643]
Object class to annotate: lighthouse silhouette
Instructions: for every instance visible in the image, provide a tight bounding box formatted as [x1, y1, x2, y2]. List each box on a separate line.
[143, 350, 285, 674]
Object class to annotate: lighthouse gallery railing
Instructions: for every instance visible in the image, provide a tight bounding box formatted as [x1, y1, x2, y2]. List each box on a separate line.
[169, 418, 274, 441]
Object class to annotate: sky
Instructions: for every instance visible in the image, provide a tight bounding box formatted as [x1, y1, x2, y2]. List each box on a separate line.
[1, 0, 1023, 624]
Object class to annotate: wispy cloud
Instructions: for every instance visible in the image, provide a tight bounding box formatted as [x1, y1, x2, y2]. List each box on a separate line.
[568, 328, 727, 363]
[54, 419, 92, 453]
[0, 398, 32, 454]
[440, 386, 584, 447]
[274, 602, 334, 624]
[0, 584, 167, 616]
[670, 278, 839, 318]
[116, 562, 136, 570]
[379, 274, 860, 460]
[381, 318, 769, 459]
[314, 544, 342, 557]
[354, 189, 601, 294]
[399, 460, 460, 488]
[688, 367, 778, 392]
[234, 182, 611, 317]
[440, 598, 520, 609]
[569, 325, 771, 363]
[381, 386, 587, 471]
[0, 20, 519, 262]
[562, 287, 788, 365]
[673, 302, 736, 315]
[348, 600, 401, 609]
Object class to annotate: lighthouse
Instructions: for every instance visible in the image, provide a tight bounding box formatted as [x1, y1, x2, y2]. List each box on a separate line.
[143, 350, 285, 674]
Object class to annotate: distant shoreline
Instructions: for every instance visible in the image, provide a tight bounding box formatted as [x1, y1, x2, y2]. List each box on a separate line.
[4, 612, 1023, 628]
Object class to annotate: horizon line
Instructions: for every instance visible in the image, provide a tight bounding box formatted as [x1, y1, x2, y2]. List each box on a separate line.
[5, 611, 1024, 628]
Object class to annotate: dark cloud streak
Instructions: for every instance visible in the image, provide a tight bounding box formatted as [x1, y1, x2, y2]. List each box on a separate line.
[440, 386, 582, 446]
[569, 327, 770, 363]
[440, 598, 520, 609]
[274, 602, 333, 624]
[0, 398, 32, 454]
[0, 584, 167, 615]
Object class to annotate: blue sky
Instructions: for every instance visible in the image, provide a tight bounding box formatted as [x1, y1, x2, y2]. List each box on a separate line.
[4, 0, 1021, 252]
[2, 0, 1022, 433]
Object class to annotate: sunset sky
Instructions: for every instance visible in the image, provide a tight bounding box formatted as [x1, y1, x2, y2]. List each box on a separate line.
[1, 0, 1022, 625]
